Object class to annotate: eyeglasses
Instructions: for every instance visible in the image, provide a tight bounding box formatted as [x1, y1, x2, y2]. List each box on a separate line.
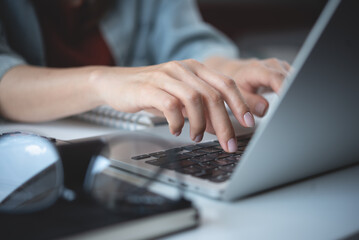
[0, 131, 186, 215]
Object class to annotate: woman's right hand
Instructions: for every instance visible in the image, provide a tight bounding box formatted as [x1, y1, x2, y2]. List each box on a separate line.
[93, 59, 255, 153]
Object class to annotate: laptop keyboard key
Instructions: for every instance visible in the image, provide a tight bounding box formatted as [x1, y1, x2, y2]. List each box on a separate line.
[218, 164, 236, 172]
[197, 141, 219, 148]
[226, 155, 241, 162]
[192, 153, 218, 163]
[214, 158, 235, 166]
[196, 161, 217, 170]
[182, 145, 202, 151]
[149, 151, 167, 158]
[163, 159, 196, 170]
[198, 147, 222, 154]
[145, 157, 170, 166]
[215, 152, 233, 159]
[177, 165, 201, 175]
[131, 154, 151, 160]
[183, 150, 206, 158]
[173, 153, 191, 161]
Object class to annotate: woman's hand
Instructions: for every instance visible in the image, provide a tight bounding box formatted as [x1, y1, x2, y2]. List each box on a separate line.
[94, 59, 255, 153]
[0, 57, 289, 153]
[205, 57, 291, 117]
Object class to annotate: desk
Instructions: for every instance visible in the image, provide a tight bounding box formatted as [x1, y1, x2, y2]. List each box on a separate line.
[1, 119, 359, 240]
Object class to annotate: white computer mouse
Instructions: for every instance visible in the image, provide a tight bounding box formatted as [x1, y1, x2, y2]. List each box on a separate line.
[0, 132, 63, 213]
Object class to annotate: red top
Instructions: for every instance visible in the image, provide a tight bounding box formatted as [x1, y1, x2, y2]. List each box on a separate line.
[34, 2, 115, 68]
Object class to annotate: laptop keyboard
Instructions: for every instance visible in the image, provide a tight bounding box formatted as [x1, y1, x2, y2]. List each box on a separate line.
[131, 134, 251, 183]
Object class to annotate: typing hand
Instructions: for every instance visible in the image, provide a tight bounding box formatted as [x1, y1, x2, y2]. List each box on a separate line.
[230, 58, 290, 117]
[205, 57, 291, 118]
[94, 59, 254, 153]
[206, 57, 291, 117]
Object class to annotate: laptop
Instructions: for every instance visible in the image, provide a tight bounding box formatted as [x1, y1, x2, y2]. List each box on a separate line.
[103, 0, 359, 201]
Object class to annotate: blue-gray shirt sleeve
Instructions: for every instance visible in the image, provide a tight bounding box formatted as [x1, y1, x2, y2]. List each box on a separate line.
[0, 19, 27, 80]
[148, 0, 239, 63]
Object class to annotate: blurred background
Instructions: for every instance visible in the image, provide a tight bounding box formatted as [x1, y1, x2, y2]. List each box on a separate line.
[197, 0, 327, 63]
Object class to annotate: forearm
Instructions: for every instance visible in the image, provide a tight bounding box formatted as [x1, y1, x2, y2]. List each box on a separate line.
[0, 65, 104, 122]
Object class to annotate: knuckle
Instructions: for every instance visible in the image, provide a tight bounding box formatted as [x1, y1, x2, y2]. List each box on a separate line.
[206, 90, 223, 104]
[273, 71, 286, 79]
[185, 58, 201, 66]
[151, 69, 168, 79]
[186, 90, 202, 103]
[163, 97, 180, 112]
[268, 58, 279, 64]
[284, 61, 291, 69]
[166, 60, 182, 69]
[219, 76, 236, 89]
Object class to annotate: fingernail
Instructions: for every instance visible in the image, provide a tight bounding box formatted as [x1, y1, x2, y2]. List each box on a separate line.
[244, 112, 255, 127]
[227, 138, 237, 153]
[174, 131, 181, 137]
[194, 134, 203, 143]
[255, 102, 266, 116]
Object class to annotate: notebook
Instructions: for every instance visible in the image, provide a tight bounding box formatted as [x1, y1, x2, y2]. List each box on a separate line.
[75, 105, 168, 130]
[104, 0, 359, 201]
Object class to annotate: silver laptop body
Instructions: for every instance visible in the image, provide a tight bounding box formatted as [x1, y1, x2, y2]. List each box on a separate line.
[107, 0, 359, 201]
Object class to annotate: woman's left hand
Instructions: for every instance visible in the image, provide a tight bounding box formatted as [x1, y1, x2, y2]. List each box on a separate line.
[205, 57, 291, 117]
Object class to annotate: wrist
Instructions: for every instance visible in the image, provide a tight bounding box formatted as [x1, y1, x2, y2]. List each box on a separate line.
[86, 66, 109, 106]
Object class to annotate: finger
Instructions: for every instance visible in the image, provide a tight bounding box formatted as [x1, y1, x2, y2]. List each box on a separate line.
[179, 60, 250, 152]
[184, 59, 255, 129]
[163, 61, 224, 140]
[205, 96, 238, 152]
[139, 87, 185, 136]
[241, 91, 269, 117]
[204, 114, 216, 135]
[262, 59, 290, 93]
[165, 60, 250, 152]
[149, 70, 206, 142]
[182, 105, 216, 135]
[264, 58, 290, 76]
[245, 65, 285, 94]
[280, 60, 292, 72]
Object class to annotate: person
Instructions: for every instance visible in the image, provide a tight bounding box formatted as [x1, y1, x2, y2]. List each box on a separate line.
[0, 0, 290, 153]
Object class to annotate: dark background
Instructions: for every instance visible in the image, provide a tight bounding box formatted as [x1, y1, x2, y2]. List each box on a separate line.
[197, 0, 327, 63]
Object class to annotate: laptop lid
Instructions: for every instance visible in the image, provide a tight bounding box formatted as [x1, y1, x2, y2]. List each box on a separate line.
[224, 0, 359, 200]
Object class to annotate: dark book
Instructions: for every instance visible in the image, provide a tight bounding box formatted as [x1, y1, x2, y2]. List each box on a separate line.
[0, 169, 199, 240]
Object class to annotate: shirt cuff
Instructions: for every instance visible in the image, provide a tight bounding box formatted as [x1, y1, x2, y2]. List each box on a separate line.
[0, 55, 27, 80]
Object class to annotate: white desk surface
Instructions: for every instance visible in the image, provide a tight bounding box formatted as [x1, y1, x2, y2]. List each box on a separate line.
[1, 119, 359, 240]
